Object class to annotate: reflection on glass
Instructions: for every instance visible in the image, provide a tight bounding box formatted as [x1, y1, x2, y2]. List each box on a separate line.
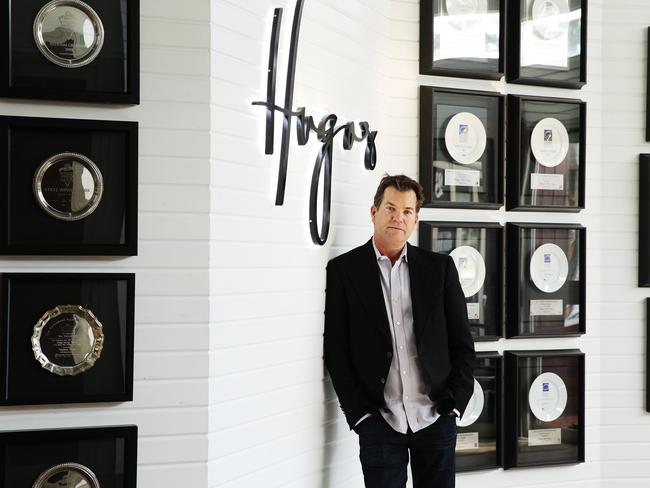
[434, 0, 499, 62]
[521, 0, 581, 69]
[33, 152, 104, 221]
[33, 0, 104, 68]
[34, 463, 99, 488]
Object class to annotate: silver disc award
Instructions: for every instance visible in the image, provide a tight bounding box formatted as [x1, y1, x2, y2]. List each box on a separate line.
[33, 0, 104, 68]
[33, 462, 100, 488]
[32, 305, 104, 376]
[450, 245, 486, 297]
[531, 0, 570, 41]
[444, 112, 487, 165]
[33, 152, 104, 221]
[528, 372, 568, 422]
[529, 243, 569, 293]
[457, 379, 485, 427]
[445, 0, 488, 16]
[530, 117, 570, 168]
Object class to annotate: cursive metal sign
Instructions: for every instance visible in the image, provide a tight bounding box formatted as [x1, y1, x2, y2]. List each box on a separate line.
[252, 0, 377, 245]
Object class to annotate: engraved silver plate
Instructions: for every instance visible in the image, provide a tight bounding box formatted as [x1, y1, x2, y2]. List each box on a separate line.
[34, 152, 104, 221]
[33, 0, 104, 68]
[33, 462, 100, 488]
[32, 305, 104, 376]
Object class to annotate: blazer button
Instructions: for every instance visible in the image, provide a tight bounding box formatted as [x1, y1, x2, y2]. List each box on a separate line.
[380, 377, 385, 384]
[386, 352, 392, 358]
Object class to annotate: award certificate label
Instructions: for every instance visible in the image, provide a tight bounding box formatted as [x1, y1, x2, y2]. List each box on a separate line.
[466, 302, 480, 320]
[528, 428, 562, 446]
[531, 173, 564, 191]
[530, 299, 563, 316]
[450, 246, 486, 298]
[530, 118, 570, 168]
[529, 243, 569, 293]
[528, 372, 568, 422]
[456, 432, 480, 451]
[444, 112, 487, 164]
[33, 0, 105, 68]
[444, 169, 481, 187]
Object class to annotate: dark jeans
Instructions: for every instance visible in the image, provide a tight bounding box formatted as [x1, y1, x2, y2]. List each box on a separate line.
[356, 414, 457, 488]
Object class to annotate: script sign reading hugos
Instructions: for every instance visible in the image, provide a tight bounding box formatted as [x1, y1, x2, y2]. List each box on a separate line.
[252, 0, 377, 245]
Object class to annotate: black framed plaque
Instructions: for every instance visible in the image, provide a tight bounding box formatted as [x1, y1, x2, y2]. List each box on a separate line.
[0, 116, 137, 256]
[506, 223, 585, 338]
[507, 0, 586, 88]
[420, 0, 505, 79]
[0, 273, 135, 406]
[456, 352, 501, 472]
[506, 95, 585, 212]
[639, 155, 650, 286]
[0, 0, 139, 103]
[420, 87, 504, 208]
[0, 425, 137, 488]
[419, 221, 502, 340]
[504, 350, 584, 469]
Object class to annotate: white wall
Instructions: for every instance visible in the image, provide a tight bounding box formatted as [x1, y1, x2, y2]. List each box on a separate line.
[0, 1, 212, 486]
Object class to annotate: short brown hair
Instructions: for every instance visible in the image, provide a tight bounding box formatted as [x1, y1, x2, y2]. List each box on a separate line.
[373, 174, 425, 211]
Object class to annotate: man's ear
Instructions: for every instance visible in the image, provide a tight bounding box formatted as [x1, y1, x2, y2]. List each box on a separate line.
[370, 205, 377, 223]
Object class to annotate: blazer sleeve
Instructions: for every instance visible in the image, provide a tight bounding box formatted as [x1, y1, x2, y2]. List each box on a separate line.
[323, 260, 371, 429]
[438, 255, 476, 416]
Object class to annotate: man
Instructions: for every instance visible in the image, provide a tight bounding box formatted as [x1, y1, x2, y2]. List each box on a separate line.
[324, 174, 475, 488]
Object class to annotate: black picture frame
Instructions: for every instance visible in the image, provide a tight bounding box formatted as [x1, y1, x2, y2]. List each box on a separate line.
[419, 221, 503, 340]
[506, 94, 585, 212]
[639, 155, 650, 286]
[0, 115, 138, 256]
[504, 350, 585, 469]
[506, 0, 587, 88]
[420, 0, 505, 80]
[420, 86, 504, 209]
[0, 425, 137, 488]
[456, 352, 502, 472]
[0, 273, 135, 406]
[0, 0, 139, 104]
[506, 223, 585, 338]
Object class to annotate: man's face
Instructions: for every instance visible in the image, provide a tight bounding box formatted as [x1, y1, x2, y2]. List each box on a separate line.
[371, 187, 419, 249]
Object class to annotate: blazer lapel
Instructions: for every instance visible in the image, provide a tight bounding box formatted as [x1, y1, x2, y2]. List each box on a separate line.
[407, 243, 432, 341]
[348, 240, 392, 346]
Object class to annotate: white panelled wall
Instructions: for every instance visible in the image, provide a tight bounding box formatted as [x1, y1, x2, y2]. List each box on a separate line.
[1, 0, 648, 486]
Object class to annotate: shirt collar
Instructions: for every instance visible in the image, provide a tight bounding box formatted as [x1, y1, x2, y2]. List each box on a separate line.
[372, 237, 408, 263]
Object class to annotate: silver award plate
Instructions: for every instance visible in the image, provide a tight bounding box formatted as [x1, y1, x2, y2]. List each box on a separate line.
[32, 305, 104, 376]
[33, 0, 105, 68]
[33, 152, 104, 221]
[531, 0, 570, 41]
[528, 372, 568, 422]
[33, 462, 100, 488]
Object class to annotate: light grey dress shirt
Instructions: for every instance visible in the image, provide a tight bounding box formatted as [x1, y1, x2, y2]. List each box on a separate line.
[369, 239, 440, 434]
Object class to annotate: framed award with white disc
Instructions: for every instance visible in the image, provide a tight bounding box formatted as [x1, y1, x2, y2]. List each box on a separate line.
[420, 87, 504, 209]
[504, 350, 584, 469]
[420, 0, 505, 79]
[419, 221, 502, 340]
[506, 0, 586, 88]
[506, 95, 585, 212]
[506, 223, 585, 338]
[456, 352, 502, 471]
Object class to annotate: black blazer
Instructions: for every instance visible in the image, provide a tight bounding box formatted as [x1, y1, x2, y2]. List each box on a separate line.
[324, 239, 476, 430]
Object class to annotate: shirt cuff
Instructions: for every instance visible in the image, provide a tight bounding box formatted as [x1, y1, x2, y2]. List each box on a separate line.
[452, 409, 460, 418]
[355, 413, 373, 426]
